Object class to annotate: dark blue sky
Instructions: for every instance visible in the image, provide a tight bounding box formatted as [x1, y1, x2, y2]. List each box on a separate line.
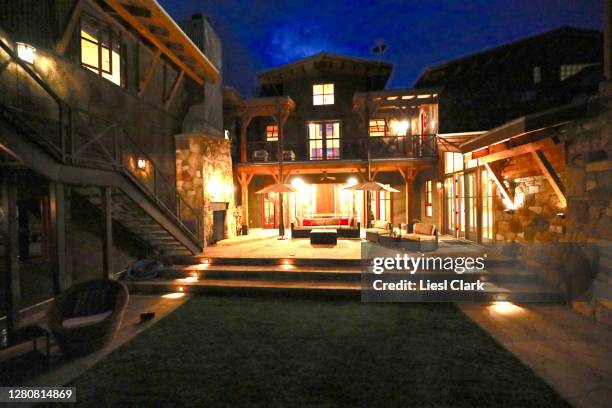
[161, 0, 603, 97]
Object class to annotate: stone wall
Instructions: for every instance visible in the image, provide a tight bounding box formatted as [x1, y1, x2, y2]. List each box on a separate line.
[492, 90, 612, 325]
[175, 134, 237, 245]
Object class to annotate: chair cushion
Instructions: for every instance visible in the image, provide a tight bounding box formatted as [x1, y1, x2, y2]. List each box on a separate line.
[373, 220, 389, 230]
[72, 287, 112, 317]
[414, 222, 435, 236]
[401, 233, 437, 241]
[62, 310, 112, 329]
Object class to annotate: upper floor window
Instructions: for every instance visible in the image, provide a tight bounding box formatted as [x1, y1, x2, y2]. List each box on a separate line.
[369, 119, 388, 137]
[313, 83, 334, 105]
[533, 66, 541, 84]
[444, 152, 463, 174]
[560, 63, 597, 81]
[265, 124, 278, 141]
[308, 121, 340, 160]
[80, 16, 122, 86]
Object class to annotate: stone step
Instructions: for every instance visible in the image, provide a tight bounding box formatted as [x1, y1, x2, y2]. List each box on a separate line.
[155, 263, 537, 284]
[126, 277, 563, 302]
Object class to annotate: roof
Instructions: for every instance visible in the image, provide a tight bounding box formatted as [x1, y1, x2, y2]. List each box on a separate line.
[460, 102, 588, 153]
[415, 26, 602, 87]
[102, 0, 219, 84]
[257, 52, 393, 85]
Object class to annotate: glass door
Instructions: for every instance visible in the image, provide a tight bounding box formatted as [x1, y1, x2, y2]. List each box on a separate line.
[481, 169, 494, 242]
[262, 192, 276, 228]
[465, 171, 478, 241]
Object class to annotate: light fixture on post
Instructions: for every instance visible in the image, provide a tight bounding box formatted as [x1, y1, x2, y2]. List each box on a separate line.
[436, 181, 443, 190]
[16, 42, 36, 64]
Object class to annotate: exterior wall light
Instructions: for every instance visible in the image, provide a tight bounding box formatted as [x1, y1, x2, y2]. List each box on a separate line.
[347, 177, 358, 186]
[389, 119, 409, 136]
[16, 42, 36, 64]
[17, 42, 36, 64]
[137, 158, 147, 170]
[556, 212, 566, 219]
[436, 181, 443, 189]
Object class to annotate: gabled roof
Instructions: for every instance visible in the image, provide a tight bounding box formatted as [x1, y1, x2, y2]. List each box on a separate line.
[102, 0, 219, 84]
[257, 52, 393, 85]
[415, 26, 602, 87]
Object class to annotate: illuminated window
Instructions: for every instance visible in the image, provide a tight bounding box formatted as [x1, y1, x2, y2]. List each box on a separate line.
[444, 152, 463, 174]
[559, 63, 597, 81]
[265, 124, 278, 141]
[369, 119, 387, 137]
[308, 121, 340, 160]
[80, 16, 122, 86]
[313, 83, 334, 105]
[425, 180, 433, 217]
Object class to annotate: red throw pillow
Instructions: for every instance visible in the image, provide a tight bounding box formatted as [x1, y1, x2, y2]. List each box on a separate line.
[339, 218, 349, 226]
[303, 219, 313, 226]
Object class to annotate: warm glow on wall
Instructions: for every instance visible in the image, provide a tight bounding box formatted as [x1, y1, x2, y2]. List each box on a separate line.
[347, 177, 358, 186]
[16, 42, 36, 64]
[389, 119, 409, 136]
[291, 177, 306, 189]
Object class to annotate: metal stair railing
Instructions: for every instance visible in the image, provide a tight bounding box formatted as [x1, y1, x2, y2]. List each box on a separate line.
[0, 37, 203, 246]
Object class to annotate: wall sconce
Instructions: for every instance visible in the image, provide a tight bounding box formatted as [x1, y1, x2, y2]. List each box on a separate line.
[436, 181, 443, 190]
[137, 158, 147, 170]
[16, 42, 36, 64]
[556, 212, 566, 219]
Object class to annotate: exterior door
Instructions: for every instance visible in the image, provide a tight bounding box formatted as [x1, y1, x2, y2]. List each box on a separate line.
[465, 171, 478, 241]
[262, 193, 276, 228]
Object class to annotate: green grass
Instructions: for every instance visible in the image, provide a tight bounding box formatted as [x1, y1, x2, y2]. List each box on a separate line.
[63, 296, 569, 407]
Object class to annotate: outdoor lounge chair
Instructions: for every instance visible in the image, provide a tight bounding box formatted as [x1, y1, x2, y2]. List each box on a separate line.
[48, 279, 129, 357]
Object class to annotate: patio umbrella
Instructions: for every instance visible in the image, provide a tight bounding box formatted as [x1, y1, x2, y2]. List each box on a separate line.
[256, 183, 296, 239]
[342, 181, 399, 228]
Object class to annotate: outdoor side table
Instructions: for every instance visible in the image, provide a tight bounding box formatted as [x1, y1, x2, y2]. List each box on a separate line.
[310, 229, 338, 245]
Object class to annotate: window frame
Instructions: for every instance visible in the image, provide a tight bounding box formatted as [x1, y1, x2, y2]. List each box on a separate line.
[307, 120, 341, 160]
[313, 83, 335, 105]
[80, 14, 124, 87]
[425, 180, 433, 217]
[369, 118, 388, 137]
[265, 124, 279, 141]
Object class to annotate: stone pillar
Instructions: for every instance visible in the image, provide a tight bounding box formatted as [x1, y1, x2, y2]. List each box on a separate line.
[175, 134, 237, 244]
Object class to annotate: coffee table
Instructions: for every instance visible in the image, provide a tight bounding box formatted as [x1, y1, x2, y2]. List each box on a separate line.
[310, 229, 337, 245]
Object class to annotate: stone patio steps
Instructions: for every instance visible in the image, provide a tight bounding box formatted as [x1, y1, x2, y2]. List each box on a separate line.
[126, 278, 564, 302]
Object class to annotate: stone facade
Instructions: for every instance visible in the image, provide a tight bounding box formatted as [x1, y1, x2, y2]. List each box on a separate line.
[175, 134, 237, 245]
[491, 89, 612, 325]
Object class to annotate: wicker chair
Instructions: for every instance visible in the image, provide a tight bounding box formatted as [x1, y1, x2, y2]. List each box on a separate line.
[48, 279, 129, 357]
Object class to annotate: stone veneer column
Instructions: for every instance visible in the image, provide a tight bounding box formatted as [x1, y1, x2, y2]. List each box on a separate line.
[175, 134, 237, 245]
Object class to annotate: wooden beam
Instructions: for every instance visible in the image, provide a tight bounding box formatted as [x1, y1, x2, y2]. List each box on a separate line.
[2, 172, 20, 331]
[124, 4, 151, 18]
[164, 70, 185, 109]
[101, 186, 113, 278]
[50, 182, 70, 292]
[164, 41, 184, 52]
[55, 0, 84, 54]
[103, 0, 206, 84]
[139, 49, 161, 97]
[148, 24, 169, 36]
[484, 162, 514, 208]
[531, 149, 567, 208]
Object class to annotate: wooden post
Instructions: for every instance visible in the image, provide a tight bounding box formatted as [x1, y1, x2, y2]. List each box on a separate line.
[101, 186, 113, 279]
[50, 182, 70, 292]
[55, 0, 84, 54]
[531, 149, 567, 208]
[238, 173, 253, 229]
[2, 172, 20, 331]
[240, 116, 253, 163]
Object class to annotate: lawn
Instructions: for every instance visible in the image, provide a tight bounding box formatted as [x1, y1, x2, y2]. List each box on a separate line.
[63, 296, 569, 407]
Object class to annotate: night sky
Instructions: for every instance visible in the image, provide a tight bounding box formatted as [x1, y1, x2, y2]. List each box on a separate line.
[160, 0, 603, 97]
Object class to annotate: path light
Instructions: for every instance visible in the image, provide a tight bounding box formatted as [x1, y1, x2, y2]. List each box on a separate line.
[162, 293, 185, 299]
[16, 42, 36, 64]
[488, 301, 523, 315]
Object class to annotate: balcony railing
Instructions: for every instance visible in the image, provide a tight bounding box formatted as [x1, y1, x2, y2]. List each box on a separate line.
[0, 37, 203, 245]
[246, 134, 437, 163]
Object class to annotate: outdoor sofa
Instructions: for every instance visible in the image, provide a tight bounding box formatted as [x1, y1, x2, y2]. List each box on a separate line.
[291, 216, 360, 238]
